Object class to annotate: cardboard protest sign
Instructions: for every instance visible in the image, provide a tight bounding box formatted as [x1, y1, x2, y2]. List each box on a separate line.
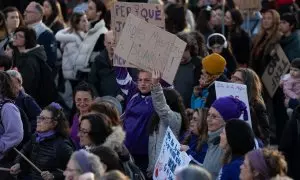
[262, 45, 290, 97]
[114, 13, 187, 84]
[111, 2, 165, 41]
[111, 2, 165, 67]
[234, 0, 261, 10]
[215, 81, 252, 125]
[153, 127, 191, 180]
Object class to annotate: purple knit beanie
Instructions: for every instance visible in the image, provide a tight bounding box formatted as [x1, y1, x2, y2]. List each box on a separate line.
[74, 150, 93, 174]
[247, 149, 270, 179]
[211, 96, 248, 121]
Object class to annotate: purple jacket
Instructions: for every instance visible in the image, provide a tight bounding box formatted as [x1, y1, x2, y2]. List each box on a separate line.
[70, 114, 80, 149]
[0, 102, 23, 160]
[115, 67, 154, 155]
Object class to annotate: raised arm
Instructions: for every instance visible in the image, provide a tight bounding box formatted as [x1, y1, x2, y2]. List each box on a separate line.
[114, 66, 137, 97]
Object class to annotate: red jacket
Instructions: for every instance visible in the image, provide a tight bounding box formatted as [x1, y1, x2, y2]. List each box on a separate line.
[277, 0, 294, 6]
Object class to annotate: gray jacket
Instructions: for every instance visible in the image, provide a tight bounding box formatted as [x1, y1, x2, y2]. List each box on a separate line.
[147, 84, 182, 174]
[203, 128, 224, 180]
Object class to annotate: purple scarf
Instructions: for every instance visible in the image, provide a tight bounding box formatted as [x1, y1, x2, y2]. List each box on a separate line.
[36, 130, 55, 142]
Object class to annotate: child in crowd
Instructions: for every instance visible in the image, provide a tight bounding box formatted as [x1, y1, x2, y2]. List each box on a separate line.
[282, 58, 300, 116]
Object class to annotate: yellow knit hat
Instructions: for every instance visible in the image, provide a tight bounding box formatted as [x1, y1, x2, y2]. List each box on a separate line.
[202, 53, 226, 75]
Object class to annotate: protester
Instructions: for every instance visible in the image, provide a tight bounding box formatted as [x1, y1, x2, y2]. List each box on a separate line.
[250, 9, 288, 143]
[88, 31, 121, 97]
[240, 148, 288, 180]
[10, 102, 74, 180]
[198, 53, 228, 108]
[43, 0, 65, 35]
[64, 149, 105, 180]
[174, 32, 199, 107]
[55, 12, 87, 82]
[218, 119, 255, 180]
[189, 31, 209, 58]
[224, 9, 251, 66]
[279, 106, 300, 180]
[3, 6, 24, 35]
[196, 6, 217, 40]
[180, 108, 208, 164]
[12, 26, 54, 107]
[147, 70, 188, 177]
[175, 165, 212, 180]
[207, 33, 237, 77]
[202, 96, 248, 179]
[231, 68, 270, 145]
[70, 82, 95, 148]
[279, 13, 300, 61]
[165, 4, 187, 34]
[0, 71, 23, 179]
[6, 69, 42, 133]
[74, 0, 108, 78]
[24, 1, 57, 69]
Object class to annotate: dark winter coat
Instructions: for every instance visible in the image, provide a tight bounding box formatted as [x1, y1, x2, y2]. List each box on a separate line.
[280, 30, 300, 61]
[15, 134, 74, 180]
[279, 106, 300, 180]
[250, 100, 270, 145]
[88, 49, 121, 97]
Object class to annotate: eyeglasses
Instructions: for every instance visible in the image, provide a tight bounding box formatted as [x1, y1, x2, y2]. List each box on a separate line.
[207, 113, 222, 120]
[37, 116, 52, 122]
[78, 128, 90, 135]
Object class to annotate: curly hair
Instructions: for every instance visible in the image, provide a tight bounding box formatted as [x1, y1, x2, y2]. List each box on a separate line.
[0, 71, 17, 100]
[43, 103, 69, 138]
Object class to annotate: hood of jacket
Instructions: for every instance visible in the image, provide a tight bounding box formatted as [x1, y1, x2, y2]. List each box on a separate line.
[102, 125, 126, 153]
[56, 28, 85, 45]
[19, 45, 47, 60]
[88, 19, 106, 35]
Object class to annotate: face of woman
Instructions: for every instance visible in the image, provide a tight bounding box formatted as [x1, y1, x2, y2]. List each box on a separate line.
[211, 43, 223, 54]
[231, 71, 244, 84]
[190, 111, 201, 135]
[6, 11, 20, 31]
[224, 11, 233, 26]
[262, 12, 274, 30]
[219, 128, 228, 149]
[209, 11, 218, 27]
[75, 91, 93, 115]
[78, 119, 93, 146]
[43, 1, 52, 18]
[36, 110, 57, 133]
[207, 107, 224, 132]
[12, 31, 25, 47]
[86, 0, 98, 21]
[240, 156, 254, 180]
[11, 77, 21, 95]
[214, 9, 223, 26]
[77, 15, 88, 32]
[64, 159, 80, 180]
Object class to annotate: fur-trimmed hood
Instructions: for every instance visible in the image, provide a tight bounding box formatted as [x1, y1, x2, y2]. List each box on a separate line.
[102, 125, 126, 152]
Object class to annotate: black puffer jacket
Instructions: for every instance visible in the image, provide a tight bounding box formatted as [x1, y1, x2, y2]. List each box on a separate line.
[15, 134, 74, 180]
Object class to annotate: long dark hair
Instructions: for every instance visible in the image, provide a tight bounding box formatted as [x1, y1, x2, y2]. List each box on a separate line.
[196, 7, 214, 35]
[43, 0, 60, 26]
[149, 88, 188, 135]
[44, 103, 69, 138]
[14, 26, 37, 49]
[182, 108, 208, 152]
[0, 71, 16, 100]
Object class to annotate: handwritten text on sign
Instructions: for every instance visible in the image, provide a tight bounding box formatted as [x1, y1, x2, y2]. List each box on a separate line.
[262, 45, 290, 97]
[111, 2, 165, 42]
[153, 127, 191, 180]
[215, 81, 252, 126]
[114, 14, 186, 84]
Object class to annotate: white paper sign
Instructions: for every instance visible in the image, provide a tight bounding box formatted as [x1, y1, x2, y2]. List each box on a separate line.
[153, 127, 191, 180]
[215, 81, 252, 125]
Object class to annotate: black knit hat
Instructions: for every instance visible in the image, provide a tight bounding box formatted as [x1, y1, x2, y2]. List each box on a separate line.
[225, 119, 255, 155]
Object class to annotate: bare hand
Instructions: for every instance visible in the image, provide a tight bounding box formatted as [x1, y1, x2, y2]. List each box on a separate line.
[78, 173, 95, 180]
[152, 70, 161, 85]
[41, 171, 54, 180]
[180, 145, 190, 152]
[10, 163, 21, 175]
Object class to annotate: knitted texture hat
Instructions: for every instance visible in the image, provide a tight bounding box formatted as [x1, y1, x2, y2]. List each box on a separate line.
[225, 119, 255, 155]
[211, 96, 248, 121]
[202, 53, 226, 75]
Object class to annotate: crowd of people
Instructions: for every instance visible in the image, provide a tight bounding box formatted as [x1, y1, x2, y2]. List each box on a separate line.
[0, 0, 300, 179]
